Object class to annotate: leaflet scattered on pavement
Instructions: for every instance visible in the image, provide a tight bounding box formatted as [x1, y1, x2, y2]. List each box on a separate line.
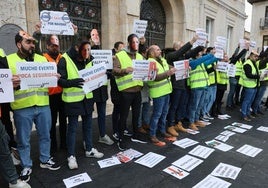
[214, 135, 230, 142]
[256, 126, 268, 132]
[135, 152, 166, 168]
[193, 175, 231, 188]
[163, 165, 189, 179]
[122, 148, 143, 158]
[236, 144, 263, 157]
[172, 154, 203, 172]
[211, 162, 241, 180]
[63, 172, 92, 188]
[97, 157, 121, 168]
[188, 145, 215, 159]
[218, 114, 231, 120]
[231, 122, 253, 129]
[173, 138, 199, 149]
[186, 129, 200, 135]
[224, 125, 247, 133]
[220, 130, 236, 137]
[205, 140, 233, 152]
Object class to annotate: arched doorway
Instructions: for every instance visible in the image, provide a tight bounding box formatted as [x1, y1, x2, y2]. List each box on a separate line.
[38, 0, 101, 52]
[0, 24, 22, 54]
[140, 0, 166, 49]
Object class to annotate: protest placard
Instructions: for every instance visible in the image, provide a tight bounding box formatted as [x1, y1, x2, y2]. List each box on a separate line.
[0, 69, 14, 103]
[132, 60, 157, 81]
[133, 20, 148, 38]
[91, 50, 113, 69]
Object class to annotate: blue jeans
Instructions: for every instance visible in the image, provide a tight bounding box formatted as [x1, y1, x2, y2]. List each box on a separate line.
[67, 114, 92, 156]
[188, 88, 206, 123]
[252, 86, 267, 113]
[138, 101, 150, 127]
[203, 85, 216, 114]
[241, 88, 257, 118]
[227, 77, 238, 106]
[167, 88, 188, 126]
[95, 101, 106, 137]
[13, 106, 51, 168]
[149, 94, 170, 137]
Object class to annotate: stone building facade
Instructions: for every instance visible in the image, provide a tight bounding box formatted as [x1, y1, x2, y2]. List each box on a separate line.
[248, 0, 268, 52]
[0, 0, 246, 55]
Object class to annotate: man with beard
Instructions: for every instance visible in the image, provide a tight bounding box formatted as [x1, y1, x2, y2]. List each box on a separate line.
[0, 30, 61, 182]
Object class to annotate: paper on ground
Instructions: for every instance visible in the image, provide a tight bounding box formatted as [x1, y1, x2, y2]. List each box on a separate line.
[188, 145, 215, 159]
[63, 172, 92, 188]
[172, 154, 203, 172]
[205, 140, 233, 152]
[236, 144, 263, 157]
[163, 165, 189, 179]
[232, 122, 253, 129]
[186, 129, 200, 135]
[134, 152, 165, 168]
[214, 135, 230, 142]
[211, 162, 241, 180]
[173, 138, 199, 149]
[257, 126, 268, 132]
[122, 148, 143, 158]
[193, 175, 231, 188]
[220, 130, 236, 137]
[224, 125, 247, 133]
[97, 157, 121, 168]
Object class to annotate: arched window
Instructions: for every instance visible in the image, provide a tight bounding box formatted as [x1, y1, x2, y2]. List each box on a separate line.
[0, 24, 22, 54]
[140, 0, 166, 49]
[38, 0, 101, 52]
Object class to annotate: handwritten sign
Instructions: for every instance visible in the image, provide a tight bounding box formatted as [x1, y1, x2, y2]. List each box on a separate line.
[78, 63, 107, 94]
[91, 50, 113, 69]
[40, 10, 74, 35]
[16, 62, 57, 90]
[0, 69, 14, 102]
[133, 20, 148, 38]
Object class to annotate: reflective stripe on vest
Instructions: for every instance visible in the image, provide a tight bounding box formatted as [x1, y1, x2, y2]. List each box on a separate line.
[115, 51, 143, 91]
[7, 53, 49, 110]
[235, 60, 243, 76]
[61, 53, 93, 103]
[147, 58, 172, 98]
[188, 63, 209, 89]
[239, 59, 258, 88]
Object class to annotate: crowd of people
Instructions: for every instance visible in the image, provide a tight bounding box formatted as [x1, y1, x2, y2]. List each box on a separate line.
[0, 23, 268, 188]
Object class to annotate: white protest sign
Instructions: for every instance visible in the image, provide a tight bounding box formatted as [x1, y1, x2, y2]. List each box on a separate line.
[214, 41, 224, 59]
[91, 50, 113, 69]
[173, 59, 190, 80]
[249, 40, 257, 53]
[264, 46, 268, 52]
[79, 63, 107, 94]
[216, 61, 229, 72]
[0, 69, 14, 103]
[227, 64, 236, 77]
[40, 10, 74, 35]
[16, 62, 57, 90]
[194, 28, 208, 47]
[132, 60, 157, 81]
[216, 36, 227, 47]
[133, 20, 148, 38]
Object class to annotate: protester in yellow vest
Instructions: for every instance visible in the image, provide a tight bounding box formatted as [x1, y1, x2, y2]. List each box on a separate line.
[1, 30, 61, 183]
[58, 40, 104, 170]
[113, 33, 148, 150]
[146, 45, 176, 147]
[239, 50, 260, 121]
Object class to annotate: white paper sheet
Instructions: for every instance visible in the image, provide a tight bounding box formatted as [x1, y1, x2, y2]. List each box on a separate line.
[211, 163, 241, 180]
[236, 144, 263, 157]
[97, 157, 121, 168]
[134, 152, 166, 168]
[205, 140, 233, 152]
[193, 175, 231, 188]
[172, 138, 199, 149]
[172, 154, 203, 172]
[188, 145, 215, 159]
[63, 172, 92, 188]
[257, 126, 268, 132]
[232, 122, 253, 129]
[163, 165, 189, 179]
[224, 125, 247, 133]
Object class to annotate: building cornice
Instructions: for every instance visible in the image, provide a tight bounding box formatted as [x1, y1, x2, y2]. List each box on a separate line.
[248, 0, 266, 5]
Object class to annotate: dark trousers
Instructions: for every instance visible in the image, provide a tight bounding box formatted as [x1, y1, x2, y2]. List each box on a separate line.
[212, 89, 226, 115]
[112, 103, 120, 134]
[118, 92, 141, 140]
[0, 120, 18, 184]
[0, 103, 16, 148]
[49, 93, 67, 150]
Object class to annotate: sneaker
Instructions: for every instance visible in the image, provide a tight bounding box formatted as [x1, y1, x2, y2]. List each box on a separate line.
[174, 122, 188, 133]
[19, 167, 32, 182]
[204, 114, 214, 120]
[151, 136, 166, 147]
[40, 157, 61, 170]
[189, 123, 199, 131]
[131, 133, 147, 144]
[167, 126, 179, 137]
[200, 116, 209, 122]
[67, 155, 78, 170]
[9, 179, 31, 188]
[85, 148, 104, 158]
[112, 132, 119, 141]
[124, 129, 133, 137]
[117, 140, 127, 151]
[98, 135, 114, 145]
